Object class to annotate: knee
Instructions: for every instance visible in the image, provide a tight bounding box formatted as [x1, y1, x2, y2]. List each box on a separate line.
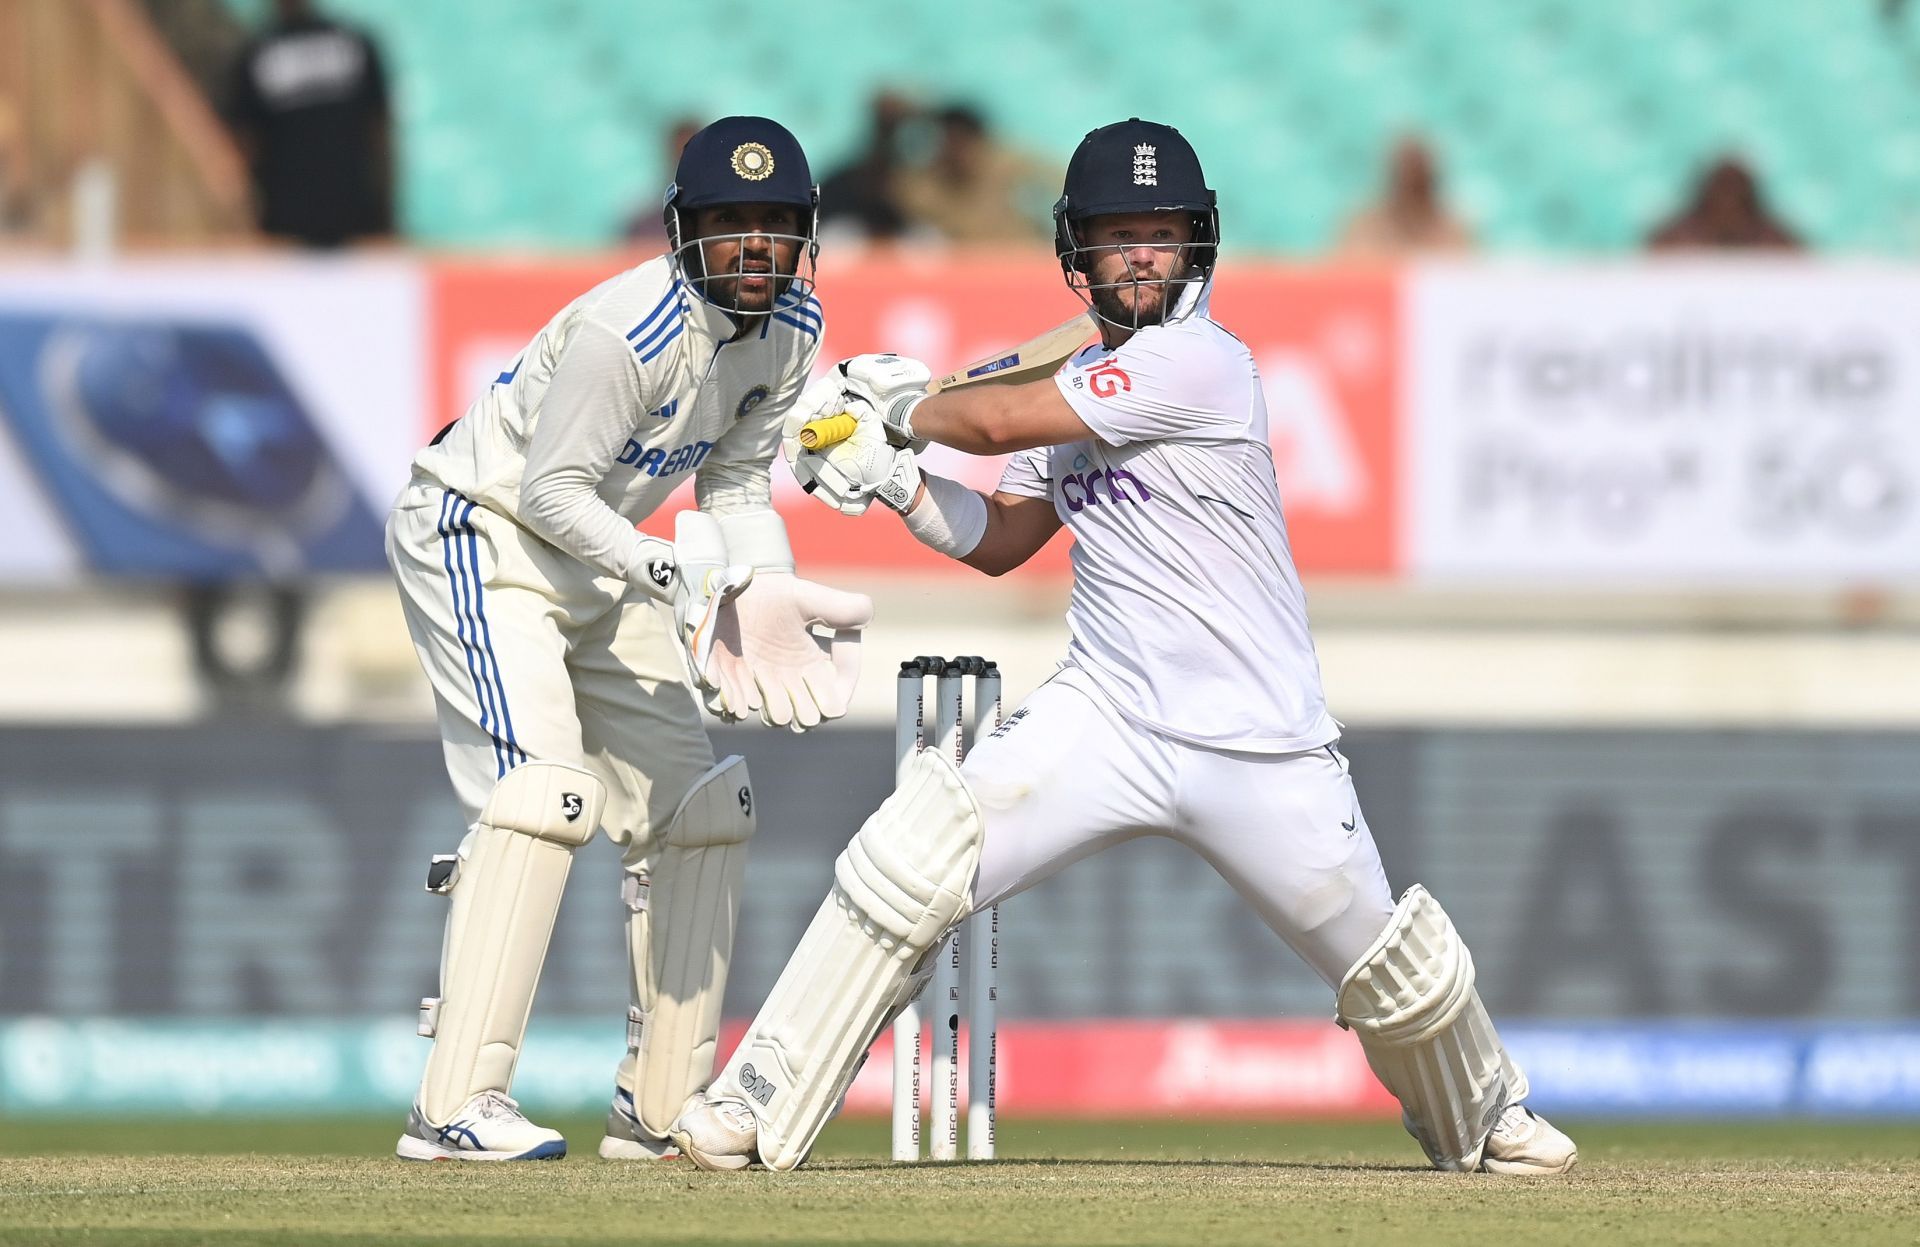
[480, 761, 605, 848]
[834, 750, 984, 950]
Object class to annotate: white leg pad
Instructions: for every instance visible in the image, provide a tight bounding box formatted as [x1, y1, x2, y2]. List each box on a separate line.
[631, 754, 757, 1137]
[1335, 885, 1527, 1171]
[709, 748, 983, 1171]
[419, 762, 604, 1126]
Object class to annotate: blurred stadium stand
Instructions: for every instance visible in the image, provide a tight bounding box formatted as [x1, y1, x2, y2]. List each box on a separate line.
[213, 0, 1920, 252]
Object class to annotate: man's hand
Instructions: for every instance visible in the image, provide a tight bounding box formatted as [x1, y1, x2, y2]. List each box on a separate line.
[705, 574, 873, 731]
[783, 371, 922, 516]
[840, 353, 932, 449]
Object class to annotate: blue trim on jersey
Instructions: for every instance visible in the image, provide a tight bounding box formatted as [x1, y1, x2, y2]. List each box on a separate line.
[630, 303, 683, 356]
[625, 282, 683, 341]
[495, 356, 521, 386]
[773, 293, 822, 326]
[772, 313, 818, 339]
[439, 492, 525, 776]
[637, 321, 685, 362]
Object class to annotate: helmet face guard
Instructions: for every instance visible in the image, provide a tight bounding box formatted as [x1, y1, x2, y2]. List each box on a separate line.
[1054, 204, 1219, 331]
[664, 192, 820, 312]
[1052, 118, 1219, 332]
[660, 116, 820, 313]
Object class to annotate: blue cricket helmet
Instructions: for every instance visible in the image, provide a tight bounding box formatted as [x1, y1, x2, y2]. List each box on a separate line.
[665, 116, 816, 221]
[1053, 118, 1219, 275]
[663, 116, 820, 309]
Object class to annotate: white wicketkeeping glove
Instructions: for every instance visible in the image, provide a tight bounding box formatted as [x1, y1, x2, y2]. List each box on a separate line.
[703, 573, 874, 731]
[670, 511, 754, 712]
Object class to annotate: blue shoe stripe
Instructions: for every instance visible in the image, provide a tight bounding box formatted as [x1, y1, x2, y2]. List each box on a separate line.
[516, 1139, 567, 1160]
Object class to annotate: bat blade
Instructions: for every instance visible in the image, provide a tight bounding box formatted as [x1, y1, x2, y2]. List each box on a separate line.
[927, 313, 1095, 393]
[796, 314, 1094, 451]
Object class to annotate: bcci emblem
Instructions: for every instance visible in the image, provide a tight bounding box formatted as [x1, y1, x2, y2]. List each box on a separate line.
[731, 142, 775, 181]
[736, 384, 771, 419]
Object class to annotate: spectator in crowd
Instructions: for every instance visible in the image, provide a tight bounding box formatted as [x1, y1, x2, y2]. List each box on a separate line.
[623, 116, 704, 246]
[1647, 156, 1802, 251]
[0, 96, 39, 243]
[818, 90, 914, 242]
[892, 104, 1055, 245]
[1336, 135, 1473, 260]
[228, 0, 393, 248]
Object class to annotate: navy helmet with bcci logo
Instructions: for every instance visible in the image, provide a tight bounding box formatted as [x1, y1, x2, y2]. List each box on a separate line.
[664, 115, 820, 308]
[1053, 118, 1219, 326]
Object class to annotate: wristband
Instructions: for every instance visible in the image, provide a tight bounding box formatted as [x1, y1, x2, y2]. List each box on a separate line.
[899, 471, 988, 558]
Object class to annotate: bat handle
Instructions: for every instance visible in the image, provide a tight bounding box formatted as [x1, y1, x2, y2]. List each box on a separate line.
[796, 412, 859, 450]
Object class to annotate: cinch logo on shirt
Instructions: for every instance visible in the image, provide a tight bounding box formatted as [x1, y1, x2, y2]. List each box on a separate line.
[1061, 465, 1154, 512]
[617, 437, 713, 477]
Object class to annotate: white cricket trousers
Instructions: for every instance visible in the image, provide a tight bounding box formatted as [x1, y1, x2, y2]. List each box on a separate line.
[962, 668, 1396, 987]
[385, 479, 715, 847]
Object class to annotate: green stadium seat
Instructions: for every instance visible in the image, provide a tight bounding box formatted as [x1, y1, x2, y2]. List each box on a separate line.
[221, 0, 1918, 252]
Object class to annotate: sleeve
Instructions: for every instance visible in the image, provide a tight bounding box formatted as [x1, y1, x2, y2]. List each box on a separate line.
[518, 317, 662, 585]
[1052, 327, 1249, 447]
[695, 310, 823, 515]
[995, 447, 1053, 500]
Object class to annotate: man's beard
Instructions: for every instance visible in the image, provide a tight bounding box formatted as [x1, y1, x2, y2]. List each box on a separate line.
[1089, 275, 1171, 328]
[709, 272, 787, 312]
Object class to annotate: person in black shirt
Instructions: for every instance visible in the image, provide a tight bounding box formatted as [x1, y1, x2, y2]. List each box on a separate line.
[228, 0, 392, 248]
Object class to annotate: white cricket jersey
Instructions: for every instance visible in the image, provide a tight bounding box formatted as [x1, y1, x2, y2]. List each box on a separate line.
[409, 256, 821, 587]
[998, 310, 1338, 753]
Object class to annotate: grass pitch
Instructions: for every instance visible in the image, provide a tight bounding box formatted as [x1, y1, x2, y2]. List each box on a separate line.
[1, 1116, 1915, 1246]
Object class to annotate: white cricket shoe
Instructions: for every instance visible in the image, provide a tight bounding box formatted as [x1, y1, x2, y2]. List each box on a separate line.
[1480, 1104, 1578, 1175]
[669, 1095, 759, 1171]
[599, 1086, 681, 1160]
[394, 1090, 567, 1161]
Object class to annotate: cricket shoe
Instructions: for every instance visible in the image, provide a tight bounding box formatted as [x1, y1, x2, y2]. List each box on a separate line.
[1479, 1104, 1578, 1175]
[599, 1086, 681, 1160]
[395, 1090, 567, 1161]
[669, 1095, 760, 1171]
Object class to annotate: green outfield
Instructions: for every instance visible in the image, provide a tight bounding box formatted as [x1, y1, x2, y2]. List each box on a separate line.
[1, 1116, 1915, 1247]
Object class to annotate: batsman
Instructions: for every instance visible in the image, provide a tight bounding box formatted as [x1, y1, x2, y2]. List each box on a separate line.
[674, 119, 1578, 1175]
[385, 117, 872, 1161]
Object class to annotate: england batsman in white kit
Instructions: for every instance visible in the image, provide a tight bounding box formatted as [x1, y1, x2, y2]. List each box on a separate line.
[386, 117, 873, 1161]
[674, 120, 1577, 1175]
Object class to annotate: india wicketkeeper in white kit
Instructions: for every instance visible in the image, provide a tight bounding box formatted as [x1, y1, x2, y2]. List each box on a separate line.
[674, 119, 1578, 1175]
[385, 117, 873, 1161]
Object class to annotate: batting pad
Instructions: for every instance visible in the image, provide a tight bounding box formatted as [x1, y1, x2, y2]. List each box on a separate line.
[709, 748, 983, 1171]
[633, 755, 757, 1137]
[1334, 885, 1527, 1171]
[419, 762, 604, 1126]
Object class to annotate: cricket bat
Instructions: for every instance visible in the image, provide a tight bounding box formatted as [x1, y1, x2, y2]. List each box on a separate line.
[795, 313, 1094, 450]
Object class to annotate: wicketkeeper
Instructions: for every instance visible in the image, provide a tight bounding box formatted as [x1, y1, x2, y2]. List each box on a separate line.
[385, 117, 871, 1161]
